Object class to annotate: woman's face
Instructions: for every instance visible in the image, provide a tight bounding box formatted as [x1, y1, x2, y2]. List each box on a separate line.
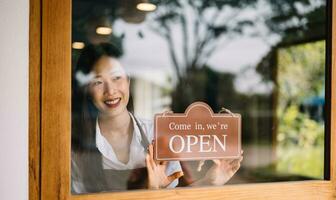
[88, 55, 130, 118]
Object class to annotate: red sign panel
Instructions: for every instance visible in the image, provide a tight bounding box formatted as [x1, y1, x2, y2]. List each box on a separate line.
[154, 102, 241, 161]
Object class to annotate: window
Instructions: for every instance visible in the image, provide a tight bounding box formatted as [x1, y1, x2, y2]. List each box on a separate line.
[29, 0, 336, 199]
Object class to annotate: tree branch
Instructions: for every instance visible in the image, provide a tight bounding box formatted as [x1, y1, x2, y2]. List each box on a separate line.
[180, 12, 189, 69]
[163, 24, 182, 81]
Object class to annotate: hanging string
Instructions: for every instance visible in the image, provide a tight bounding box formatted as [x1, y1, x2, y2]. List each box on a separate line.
[218, 107, 237, 117]
[162, 110, 173, 116]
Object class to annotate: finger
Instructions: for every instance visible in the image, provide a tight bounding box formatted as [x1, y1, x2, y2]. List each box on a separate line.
[167, 171, 184, 184]
[213, 159, 221, 166]
[148, 144, 160, 166]
[231, 163, 241, 172]
[197, 160, 205, 172]
[219, 159, 233, 166]
[226, 158, 242, 172]
[229, 159, 240, 166]
[226, 159, 235, 164]
[147, 146, 157, 170]
[229, 156, 243, 165]
[148, 144, 157, 166]
[148, 144, 154, 158]
[145, 154, 154, 171]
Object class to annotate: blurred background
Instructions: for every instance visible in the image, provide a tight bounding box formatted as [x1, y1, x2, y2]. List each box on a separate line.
[71, 0, 327, 184]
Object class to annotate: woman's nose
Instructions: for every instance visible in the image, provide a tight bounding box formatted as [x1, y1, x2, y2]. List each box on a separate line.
[104, 81, 116, 95]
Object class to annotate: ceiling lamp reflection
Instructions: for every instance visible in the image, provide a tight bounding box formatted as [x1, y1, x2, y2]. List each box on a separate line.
[136, 3, 157, 12]
[96, 27, 112, 35]
[72, 42, 85, 49]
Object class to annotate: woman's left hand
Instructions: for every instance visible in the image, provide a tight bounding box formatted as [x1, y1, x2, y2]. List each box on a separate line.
[192, 152, 243, 186]
[145, 144, 184, 189]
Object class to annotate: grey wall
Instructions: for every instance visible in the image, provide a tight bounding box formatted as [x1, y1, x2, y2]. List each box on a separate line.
[0, 0, 29, 199]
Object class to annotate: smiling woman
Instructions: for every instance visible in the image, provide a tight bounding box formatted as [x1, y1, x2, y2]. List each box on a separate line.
[87, 56, 130, 116]
[71, 43, 184, 193]
[71, 42, 243, 194]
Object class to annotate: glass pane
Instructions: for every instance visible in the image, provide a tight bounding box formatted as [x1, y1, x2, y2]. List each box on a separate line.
[71, 0, 327, 194]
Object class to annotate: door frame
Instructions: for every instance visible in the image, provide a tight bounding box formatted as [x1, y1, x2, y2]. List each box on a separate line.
[29, 0, 336, 199]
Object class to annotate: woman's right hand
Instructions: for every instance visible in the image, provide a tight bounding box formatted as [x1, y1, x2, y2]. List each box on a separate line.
[191, 152, 243, 186]
[145, 144, 184, 189]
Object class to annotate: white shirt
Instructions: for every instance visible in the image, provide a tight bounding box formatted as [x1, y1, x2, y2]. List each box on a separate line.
[96, 113, 181, 188]
[72, 113, 181, 193]
[96, 113, 149, 170]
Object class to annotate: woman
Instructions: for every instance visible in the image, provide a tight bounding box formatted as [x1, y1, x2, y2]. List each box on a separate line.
[71, 43, 243, 194]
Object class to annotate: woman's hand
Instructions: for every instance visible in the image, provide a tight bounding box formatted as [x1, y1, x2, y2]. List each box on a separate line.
[145, 144, 184, 189]
[192, 152, 243, 186]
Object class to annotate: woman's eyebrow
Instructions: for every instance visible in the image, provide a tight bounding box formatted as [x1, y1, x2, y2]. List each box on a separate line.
[110, 71, 123, 75]
[93, 74, 102, 78]
[91, 69, 126, 79]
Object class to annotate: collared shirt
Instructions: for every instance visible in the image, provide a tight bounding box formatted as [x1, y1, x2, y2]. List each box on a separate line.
[72, 113, 181, 193]
[96, 113, 149, 170]
[96, 113, 181, 188]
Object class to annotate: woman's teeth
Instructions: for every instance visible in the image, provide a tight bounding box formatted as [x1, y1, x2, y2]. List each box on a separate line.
[105, 98, 121, 105]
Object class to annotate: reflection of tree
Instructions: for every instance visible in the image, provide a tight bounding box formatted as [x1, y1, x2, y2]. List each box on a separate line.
[170, 67, 273, 144]
[147, 0, 259, 112]
[149, 0, 257, 81]
[171, 67, 234, 112]
[265, 0, 326, 45]
[252, 0, 326, 178]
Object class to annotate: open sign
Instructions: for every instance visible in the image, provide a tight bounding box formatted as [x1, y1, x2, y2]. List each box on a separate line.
[154, 102, 241, 161]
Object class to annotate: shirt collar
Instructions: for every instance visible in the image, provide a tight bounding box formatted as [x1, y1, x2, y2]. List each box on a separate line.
[95, 112, 144, 161]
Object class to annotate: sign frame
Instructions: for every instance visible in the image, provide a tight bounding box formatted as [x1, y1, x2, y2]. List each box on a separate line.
[154, 102, 242, 161]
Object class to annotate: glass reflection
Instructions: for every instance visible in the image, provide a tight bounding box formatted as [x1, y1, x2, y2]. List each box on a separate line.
[71, 0, 327, 194]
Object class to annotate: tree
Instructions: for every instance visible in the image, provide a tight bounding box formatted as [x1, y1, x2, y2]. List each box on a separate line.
[265, 0, 326, 45]
[149, 0, 258, 82]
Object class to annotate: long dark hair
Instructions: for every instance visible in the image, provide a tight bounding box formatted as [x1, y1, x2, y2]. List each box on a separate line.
[72, 43, 123, 192]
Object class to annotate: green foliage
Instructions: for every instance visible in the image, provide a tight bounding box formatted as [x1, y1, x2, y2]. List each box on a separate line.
[278, 105, 324, 147]
[277, 143, 324, 178]
[276, 41, 325, 179]
[277, 41, 325, 108]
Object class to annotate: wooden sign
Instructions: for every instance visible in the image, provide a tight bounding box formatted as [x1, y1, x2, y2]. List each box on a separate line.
[154, 102, 241, 161]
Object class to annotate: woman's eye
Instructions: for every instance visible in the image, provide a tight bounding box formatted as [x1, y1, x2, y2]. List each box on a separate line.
[112, 76, 121, 81]
[92, 80, 103, 86]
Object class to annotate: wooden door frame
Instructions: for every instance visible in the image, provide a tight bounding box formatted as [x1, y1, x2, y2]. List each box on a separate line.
[29, 0, 336, 199]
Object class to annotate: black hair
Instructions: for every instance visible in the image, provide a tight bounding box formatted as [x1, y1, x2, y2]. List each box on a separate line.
[72, 42, 123, 151]
[72, 43, 122, 192]
[75, 42, 122, 75]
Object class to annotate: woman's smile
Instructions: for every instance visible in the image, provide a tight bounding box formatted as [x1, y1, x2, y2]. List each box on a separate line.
[104, 97, 122, 108]
[88, 55, 130, 117]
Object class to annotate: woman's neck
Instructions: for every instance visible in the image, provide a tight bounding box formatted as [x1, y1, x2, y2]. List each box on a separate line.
[98, 110, 133, 164]
[98, 110, 133, 138]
